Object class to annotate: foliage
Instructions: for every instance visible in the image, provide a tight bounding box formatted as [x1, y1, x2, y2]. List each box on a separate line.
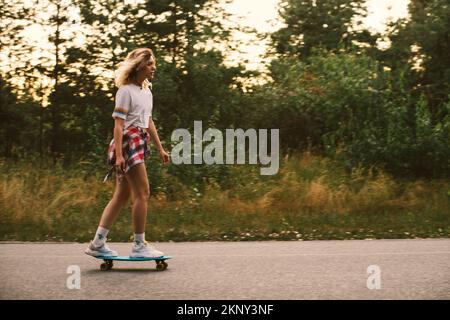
[252, 51, 450, 177]
[1, 154, 449, 241]
[1, 0, 449, 180]
[271, 0, 374, 58]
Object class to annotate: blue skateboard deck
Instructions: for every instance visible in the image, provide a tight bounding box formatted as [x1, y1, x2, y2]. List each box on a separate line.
[93, 255, 172, 271]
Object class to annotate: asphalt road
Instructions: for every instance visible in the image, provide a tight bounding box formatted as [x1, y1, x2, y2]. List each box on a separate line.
[0, 239, 449, 300]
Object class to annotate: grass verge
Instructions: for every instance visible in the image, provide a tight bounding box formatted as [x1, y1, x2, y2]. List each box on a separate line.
[1, 153, 449, 242]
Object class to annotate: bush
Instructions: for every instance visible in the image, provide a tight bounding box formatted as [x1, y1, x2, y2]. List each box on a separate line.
[250, 51, 450, 178]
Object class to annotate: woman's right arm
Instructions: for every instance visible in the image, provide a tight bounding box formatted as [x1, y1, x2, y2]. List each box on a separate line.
[114, 117, 125, 171]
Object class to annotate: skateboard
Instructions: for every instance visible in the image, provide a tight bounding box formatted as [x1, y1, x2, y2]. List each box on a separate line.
[94, 255, 172, 271]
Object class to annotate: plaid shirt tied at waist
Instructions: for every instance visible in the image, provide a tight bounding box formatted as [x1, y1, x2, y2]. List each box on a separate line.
[103, 125, 151, 183]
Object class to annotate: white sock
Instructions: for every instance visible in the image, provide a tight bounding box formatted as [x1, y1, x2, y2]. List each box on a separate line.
[93, 226, 109, 247]
[134, 233, 145, 245]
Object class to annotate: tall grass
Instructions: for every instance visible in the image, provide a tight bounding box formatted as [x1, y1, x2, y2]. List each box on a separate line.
[0, 153, 449, 242]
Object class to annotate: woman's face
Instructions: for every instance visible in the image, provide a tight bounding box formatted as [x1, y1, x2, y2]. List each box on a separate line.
[140, 56, 157, 81]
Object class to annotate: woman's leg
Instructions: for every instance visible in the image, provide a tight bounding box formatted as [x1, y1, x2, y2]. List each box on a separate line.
[85, 174, 131, 256]
[98, 173, 132, 229]
[124, 162, 164, 257]
[124, 162, 150, 234]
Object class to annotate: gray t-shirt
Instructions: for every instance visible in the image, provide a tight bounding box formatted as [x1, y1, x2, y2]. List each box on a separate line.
[112, 83, 153, 129]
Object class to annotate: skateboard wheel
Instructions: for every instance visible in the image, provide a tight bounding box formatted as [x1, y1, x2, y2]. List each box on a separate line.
[156, 260, 167, 271]
[100, 260, 113, 271]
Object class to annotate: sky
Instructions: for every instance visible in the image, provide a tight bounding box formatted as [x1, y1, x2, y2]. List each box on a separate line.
[222, 0, 410, 70]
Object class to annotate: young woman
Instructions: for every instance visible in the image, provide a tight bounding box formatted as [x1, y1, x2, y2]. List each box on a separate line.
[85, 48, 170, 258]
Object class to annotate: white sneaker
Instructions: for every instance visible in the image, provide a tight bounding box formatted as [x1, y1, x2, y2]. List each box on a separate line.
[85, 241, 118, 257]
[130, 241, 164, 258]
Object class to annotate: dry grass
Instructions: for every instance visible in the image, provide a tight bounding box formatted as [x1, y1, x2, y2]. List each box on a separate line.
[1, 153, 449, 241]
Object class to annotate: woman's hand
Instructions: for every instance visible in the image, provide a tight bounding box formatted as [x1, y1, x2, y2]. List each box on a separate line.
[115, 155, 126, 173]
[158, 149, 170, 165]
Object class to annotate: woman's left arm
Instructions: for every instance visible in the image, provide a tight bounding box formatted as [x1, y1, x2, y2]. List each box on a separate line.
[147, 118, 170, 165]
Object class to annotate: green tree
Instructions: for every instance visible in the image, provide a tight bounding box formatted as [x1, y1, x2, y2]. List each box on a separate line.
[0, 75, 41, 159]
[384, 0, 450, 116]
[0, 0, 47, 159]
[271, 0, 371, 59]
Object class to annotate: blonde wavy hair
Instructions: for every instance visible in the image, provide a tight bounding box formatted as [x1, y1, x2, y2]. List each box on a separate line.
[114, 48, 155, 89]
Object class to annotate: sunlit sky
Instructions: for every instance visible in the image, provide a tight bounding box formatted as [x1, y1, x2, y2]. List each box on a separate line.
[4, 0, 410, 80]
[223, 0, 409, 69]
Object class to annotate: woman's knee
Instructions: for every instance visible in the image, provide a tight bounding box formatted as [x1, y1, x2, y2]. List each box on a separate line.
[113, 185, 132, 204]
[133, 188, 150, 201]
[125, 163, 150, 201]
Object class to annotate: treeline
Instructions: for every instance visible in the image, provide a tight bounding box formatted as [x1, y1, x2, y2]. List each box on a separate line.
[1, 0, 449, 179]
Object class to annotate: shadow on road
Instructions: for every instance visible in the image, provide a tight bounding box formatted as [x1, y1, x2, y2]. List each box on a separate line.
[83, 268, 170, 274]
